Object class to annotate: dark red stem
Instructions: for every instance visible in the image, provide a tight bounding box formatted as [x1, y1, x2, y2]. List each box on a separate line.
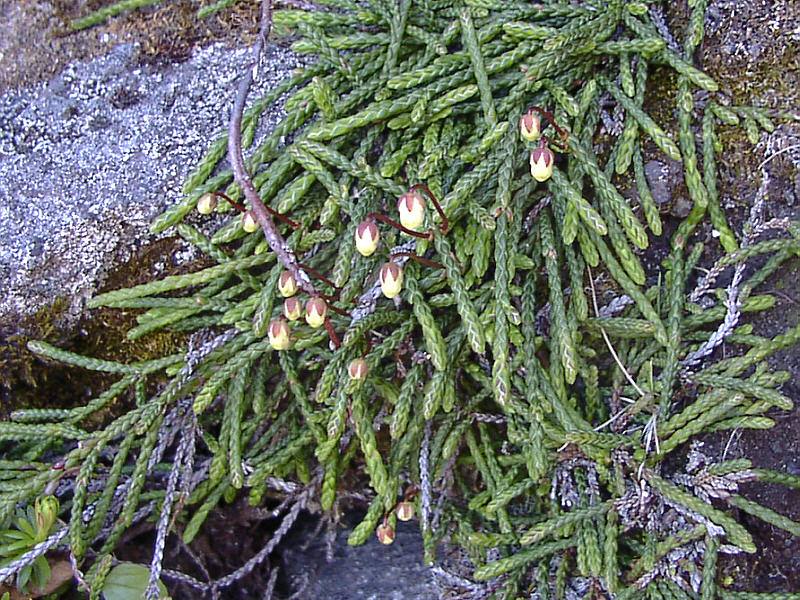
[213, 190, 299, 229]
[403, 485, 419, 501]
[326, 303, 350, 317]
[267, 207, 301, 229]
[539, 134, 568, 155]
[212, 191, 246, 214]
[298, 263, 340, 290]
[369, 212, 433, 240]
[526, 105, 570, 146]
[390, 251, 444, 270]
[324, 318, 341, 348]
[409, 183, 449, 234]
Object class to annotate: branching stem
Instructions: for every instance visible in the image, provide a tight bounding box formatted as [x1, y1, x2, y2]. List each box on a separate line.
[227, 0, 338, 345]
[227, 2, 294, 261]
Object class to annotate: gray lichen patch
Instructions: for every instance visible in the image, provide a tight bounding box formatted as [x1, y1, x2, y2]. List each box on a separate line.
[0, 40, 305, 329]
[702, 0, 800, 109]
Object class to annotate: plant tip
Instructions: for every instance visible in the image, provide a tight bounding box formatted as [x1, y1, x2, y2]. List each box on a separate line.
[396, 501, 414, 522]
[530, 144, 555, 182]
[242, 210, 259, 233]
[520, 110, 542, 142]
[376, 522, 395, 545]
[348, 358, 369, 381]
[283, 297, 302, 321]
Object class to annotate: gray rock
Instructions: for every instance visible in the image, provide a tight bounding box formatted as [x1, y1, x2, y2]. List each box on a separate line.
[281, 519, 438, 600]
[643, 158, 691, 217]
[0, 41, 304, 327]
[644, 160, 674, 206]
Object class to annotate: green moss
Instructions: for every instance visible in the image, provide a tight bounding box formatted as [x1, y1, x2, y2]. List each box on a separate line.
[0, 237, 191, 417]
[643, 66, 679, 128]
[0, 298, 69, 395]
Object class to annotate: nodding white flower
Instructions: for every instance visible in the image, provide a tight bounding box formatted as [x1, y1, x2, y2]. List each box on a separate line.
[530, 145, 555, 182]
[355, 220, 380, 257]
[395, 501, 414, 522]
[196, 193, 218, 215]
[379, 262, 404, 299]
[283, 297, 302, 321]
[520, 111, 542, 142]
[305, 297, 328, 328]
[268, 319, 291, 351]
[242, 210, 259, 232]
[376, 522, 395, 545]
[278, 271, 298, 298]
[348, 358, 368, 381]
[397, 190, 426, 231]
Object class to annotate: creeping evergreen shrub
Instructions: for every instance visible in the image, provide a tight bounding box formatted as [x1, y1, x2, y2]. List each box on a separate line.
[3, 0, 800, 597]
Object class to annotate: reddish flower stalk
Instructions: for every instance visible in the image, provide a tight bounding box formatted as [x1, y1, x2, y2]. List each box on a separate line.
[324, 318, 341, 348]
[211, 191, 246, 214]
[368, 212, 432, 240]
[297, 263, 341, 291]
[402, 484, 419, 501]
[318, 297, 350, 316]
[265, 206, 300, 229]
[212, 191, 299, 229]
[409, 183, 449, 234]
[525, 105, 570, 147]
[390, 251, 444, 270]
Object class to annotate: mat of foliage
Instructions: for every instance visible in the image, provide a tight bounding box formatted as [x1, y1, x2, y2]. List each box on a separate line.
[3, 0, 800, 598]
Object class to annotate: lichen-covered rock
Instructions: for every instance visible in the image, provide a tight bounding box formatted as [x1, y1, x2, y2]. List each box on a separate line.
[0, 41, 303, 328]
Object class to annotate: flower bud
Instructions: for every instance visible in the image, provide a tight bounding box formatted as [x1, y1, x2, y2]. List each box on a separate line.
[379, 262, 404, 299]
[397, 190, 426, 231]
[520, 111, 541, 142]
[197, 193, 218, 215]
[278, 271, 298, 297]
[35, 496, 59, 535]
[530, 145, 555, 182]
[376, 522, 395, 545]
[355, 220, 380, 257]
[268, 318, 291, 351]
[348, 358, 368, 381]
[242, 210, 259, 232]
[396, 501, 414, 522]
[283, 297, 302, 321]
[305, 297, 327, 328]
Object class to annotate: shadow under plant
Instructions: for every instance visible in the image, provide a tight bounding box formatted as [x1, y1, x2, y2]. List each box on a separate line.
[2, 0, 800, 599]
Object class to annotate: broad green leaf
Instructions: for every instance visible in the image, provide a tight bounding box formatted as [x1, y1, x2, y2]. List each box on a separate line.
[102, 563, 169, 600]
